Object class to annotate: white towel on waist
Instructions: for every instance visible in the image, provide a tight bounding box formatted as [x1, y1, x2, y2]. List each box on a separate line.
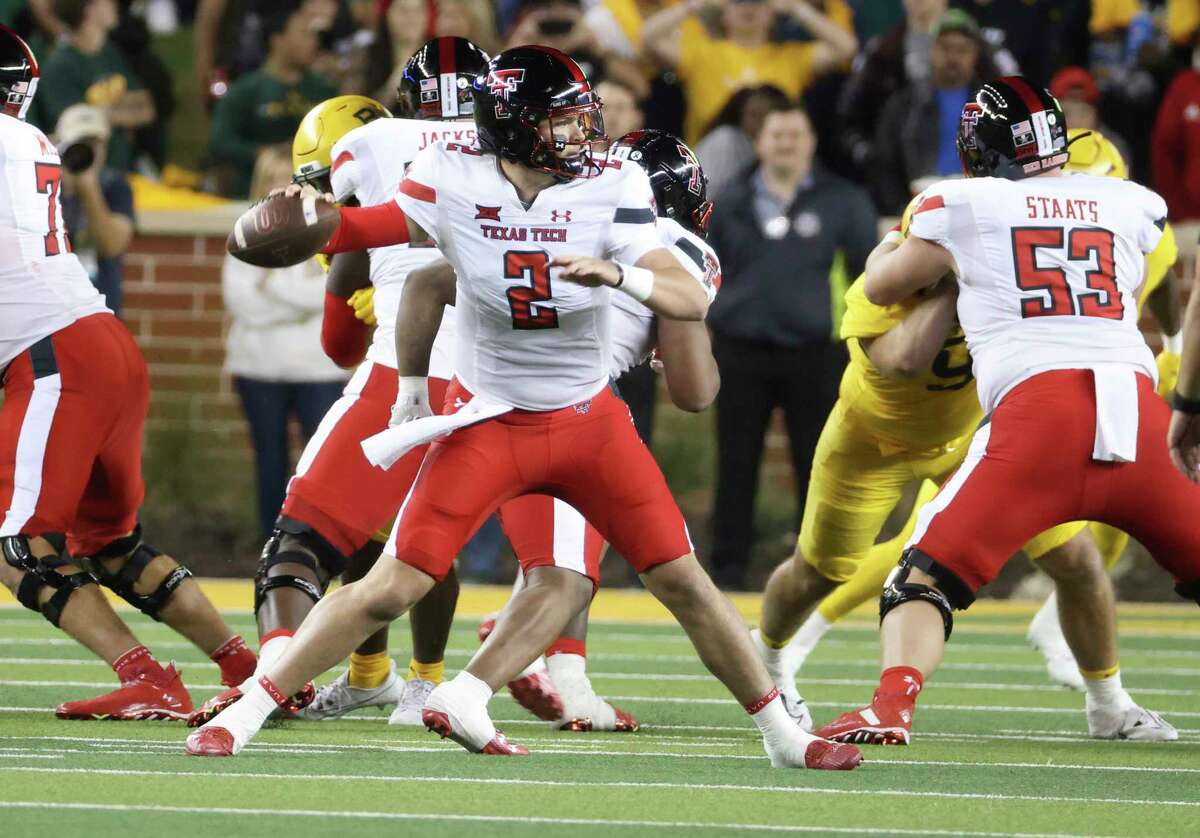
[1091, 365, 1139, 463]
[361, 397, 514, 469]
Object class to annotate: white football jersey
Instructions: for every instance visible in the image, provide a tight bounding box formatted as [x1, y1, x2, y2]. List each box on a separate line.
[608, 215, 721, 378]
[330, 118, 477, 377]
[0, 114, 108, 367]
[908, 174, 1164, 412]
[394, 143, 666, 410]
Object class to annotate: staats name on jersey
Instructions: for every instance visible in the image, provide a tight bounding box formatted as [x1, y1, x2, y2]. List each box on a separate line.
[1024, 195, 1100, 222]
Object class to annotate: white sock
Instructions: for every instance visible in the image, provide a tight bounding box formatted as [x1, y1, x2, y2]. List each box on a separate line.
[203, 678, 278, 751]
[450, 670, 495, 705]
[1084, 671, 1132, 710]
[515, 655, 547, 680]
[789, 612, 833, 662]
[239, 633, 293, 691]
[751, 694, 809, 747]
[546, 652, 587, 686]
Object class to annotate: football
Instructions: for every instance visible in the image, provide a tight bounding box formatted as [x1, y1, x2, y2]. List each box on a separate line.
[226, 191, 340, 268]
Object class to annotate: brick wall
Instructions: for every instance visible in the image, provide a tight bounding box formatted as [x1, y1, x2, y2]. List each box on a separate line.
[123, 233, 246, 458]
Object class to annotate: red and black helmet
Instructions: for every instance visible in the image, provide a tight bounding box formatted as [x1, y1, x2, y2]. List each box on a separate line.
[619, 129, 713, 237]
[957, 76, 1069, 180]
[473, 45, 607, 180]
[396, 37, 490, 121]
[0, 24, 38, 121]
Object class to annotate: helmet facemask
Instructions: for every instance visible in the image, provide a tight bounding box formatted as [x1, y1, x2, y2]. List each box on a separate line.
[527, 100, 609, 180]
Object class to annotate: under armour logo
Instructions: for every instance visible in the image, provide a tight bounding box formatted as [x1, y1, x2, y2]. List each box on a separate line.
[902, 676, 920, 697]
[551, 210, 572, 223]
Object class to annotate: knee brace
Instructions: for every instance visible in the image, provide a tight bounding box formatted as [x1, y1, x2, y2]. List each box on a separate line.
[80, 525, 193, 621]
[254, 521, 346, 615]
[878, 549, 975, 642]
[3, 535, 95, 627]
[1175, 579, 1200, 606]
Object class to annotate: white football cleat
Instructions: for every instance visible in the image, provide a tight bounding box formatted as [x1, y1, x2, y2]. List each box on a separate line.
[421, 681, 528, 754]
[297, 661, 404, 720]
[1026, 593, 1085, 690]
[554, 674, 639, 732]
[1088, 702, 1179, 741]
[388, 677, 438, 726]
[752, 628, 813, 731]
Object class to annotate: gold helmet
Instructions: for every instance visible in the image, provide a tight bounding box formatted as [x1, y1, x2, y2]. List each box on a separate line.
[1064, 128, 1128, 179]
[292, 95, 391, 193]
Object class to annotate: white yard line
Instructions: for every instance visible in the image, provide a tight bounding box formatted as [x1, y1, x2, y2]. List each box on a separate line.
[1, 766, 1198, 811]
[0, 800, 1109, 837]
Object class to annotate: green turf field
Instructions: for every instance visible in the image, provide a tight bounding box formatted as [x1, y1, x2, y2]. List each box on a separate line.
[1, 600, 1197, 837]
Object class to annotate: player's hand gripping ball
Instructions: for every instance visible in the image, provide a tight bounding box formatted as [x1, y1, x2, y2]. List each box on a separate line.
[227, 184, 340, 268]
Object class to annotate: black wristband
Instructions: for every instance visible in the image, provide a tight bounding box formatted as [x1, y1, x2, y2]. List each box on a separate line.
[614, 262, 625, 288]
[1172, 390, 1200, 414]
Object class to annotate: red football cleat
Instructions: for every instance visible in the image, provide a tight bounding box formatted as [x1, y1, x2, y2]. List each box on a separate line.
[813, 698, 913, 746]
[186, 681, 315, 727]
[477, 617, 496, 643]
[55, 665, 192, 721]
[187, 686, 242, 728]
[559, 701, 640, 732]
[185, 726, 236, 757]
[804, 738, 864, 770]
[422, 709, 529, 755]
[508, 671, 563, 722]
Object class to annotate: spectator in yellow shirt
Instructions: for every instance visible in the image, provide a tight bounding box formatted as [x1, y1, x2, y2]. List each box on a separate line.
[642, 0, 857, 144]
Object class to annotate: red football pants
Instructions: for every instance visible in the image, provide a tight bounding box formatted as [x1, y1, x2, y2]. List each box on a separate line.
[387, 380, 692, 581]
[281, 362, 448, 557]
[498, 493, 605, 587]
[911, 369, 1200, 593]
[0, 314, 148, 557]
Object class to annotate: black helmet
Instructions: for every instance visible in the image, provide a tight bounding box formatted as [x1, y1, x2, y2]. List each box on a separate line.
[618, 129, 713, 236]
[957, 76, 1068, 180]
[0, 24, 38, 121]
[397, 37, 490, 121]
[473, 45, 607, 180]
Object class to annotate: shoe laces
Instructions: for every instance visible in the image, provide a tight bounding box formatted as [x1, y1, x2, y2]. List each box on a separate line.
[400, 678, 436, 709]
[308, 672, 351, 711]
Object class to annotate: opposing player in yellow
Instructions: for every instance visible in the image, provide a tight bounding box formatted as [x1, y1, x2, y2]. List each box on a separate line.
[753, 136, 1179, 740]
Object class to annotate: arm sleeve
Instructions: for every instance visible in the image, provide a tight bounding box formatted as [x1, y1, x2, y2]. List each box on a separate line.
[321, 201, 413, 253]
[604, 167, 665, 265]
[320, 291, 370, 368]
[840, 276, 912, 341]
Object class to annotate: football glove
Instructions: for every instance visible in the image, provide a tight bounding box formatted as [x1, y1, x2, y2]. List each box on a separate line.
[347, 286, 377, 326]
[390, 376, 431, 427]
[1157, 350, 1181, 398]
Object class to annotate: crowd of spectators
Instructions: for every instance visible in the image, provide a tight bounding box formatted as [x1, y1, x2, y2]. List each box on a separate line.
[4, 0, 1200, 586]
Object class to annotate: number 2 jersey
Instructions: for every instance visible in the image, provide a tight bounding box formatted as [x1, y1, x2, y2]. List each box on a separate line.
[330, 117, 478, 377]
[908, 174, 1165, 414]
[0, 114, 107, 367]
[394, 143, 667, 410]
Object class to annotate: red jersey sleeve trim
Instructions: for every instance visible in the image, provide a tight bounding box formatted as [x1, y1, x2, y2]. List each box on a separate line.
[399, 178, 436, 204]
[915, 195, 945, 214]
[331, 150, 354, 174]
[320, 291, 368, 368]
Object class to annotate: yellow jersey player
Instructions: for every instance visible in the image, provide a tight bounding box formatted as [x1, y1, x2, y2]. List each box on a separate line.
[753, 146, 1178, 741]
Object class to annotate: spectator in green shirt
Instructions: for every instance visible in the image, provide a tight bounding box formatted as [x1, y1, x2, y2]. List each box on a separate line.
[207, 5, 339, 198]
[34, 0, 155, 172]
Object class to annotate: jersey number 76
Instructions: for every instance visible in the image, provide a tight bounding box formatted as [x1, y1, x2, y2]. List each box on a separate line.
[1011, 226, 1122, 320]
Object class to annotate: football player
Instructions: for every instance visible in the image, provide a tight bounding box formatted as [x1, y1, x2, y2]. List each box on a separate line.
[417, 129, 720, 734]
[814, 77, 1200, 746]
[761, 129, 1186, 707]
[188, 46, 862, 771]
[188, 38, 499, 728]
[0, 25, 256, 720]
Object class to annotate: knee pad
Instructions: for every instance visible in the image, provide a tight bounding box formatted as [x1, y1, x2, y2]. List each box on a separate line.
[253, 523, 346, 615]
[1175, 579, 1200, 606]
[878, 549, 975, 642]
[3, 535, 96, 627]
[80, 525, 192, 622]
